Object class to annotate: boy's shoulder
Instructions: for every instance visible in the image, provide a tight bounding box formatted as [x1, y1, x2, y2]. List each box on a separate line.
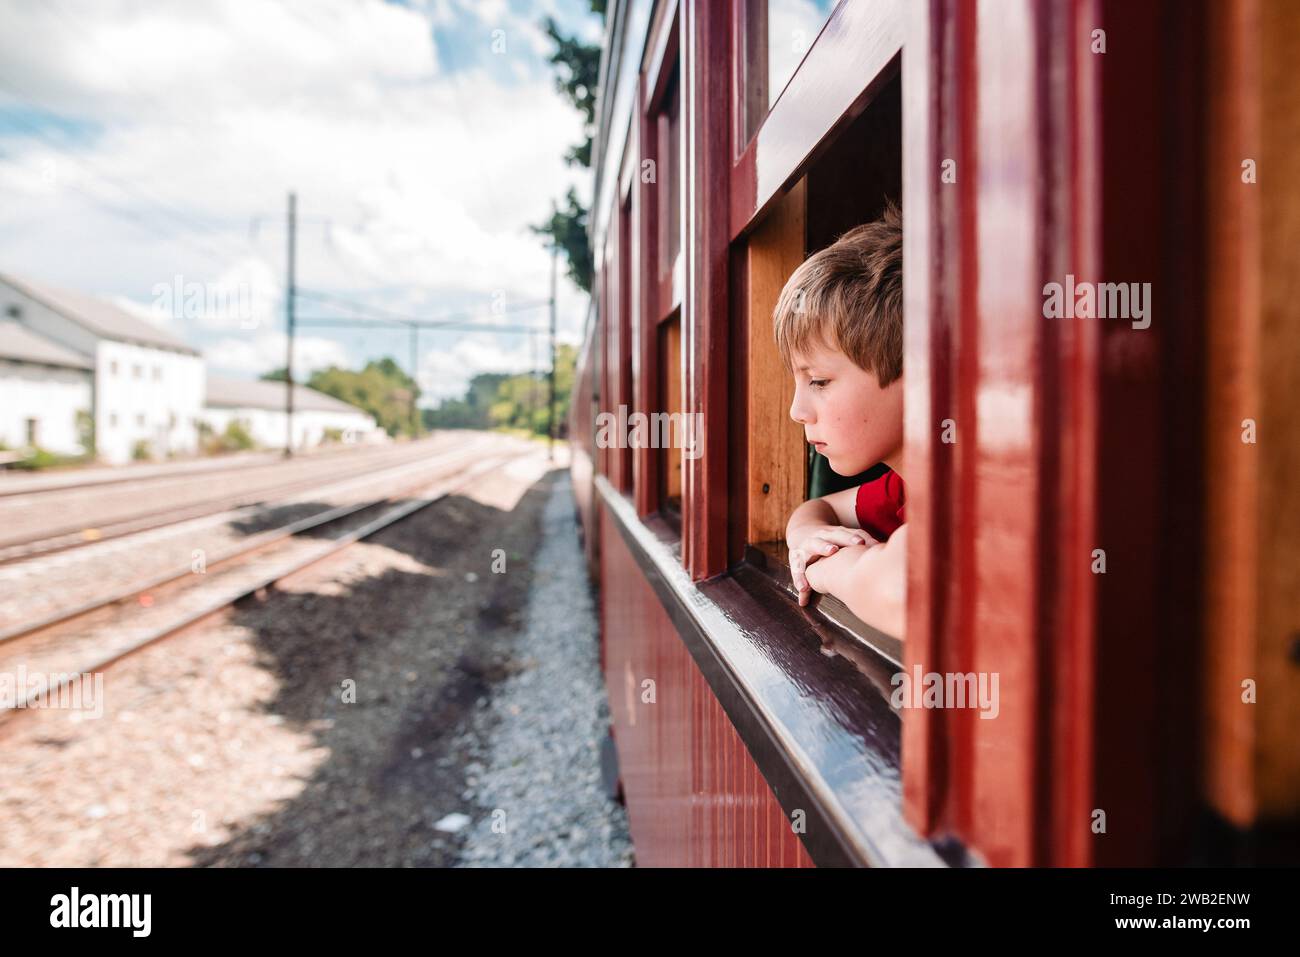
[855, 466, 906, 541]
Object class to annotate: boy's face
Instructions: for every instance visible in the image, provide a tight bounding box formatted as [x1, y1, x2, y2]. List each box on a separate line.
[788, 339, 903, 476]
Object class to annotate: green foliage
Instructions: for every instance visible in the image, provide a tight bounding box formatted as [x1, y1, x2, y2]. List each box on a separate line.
[307, 357, 421, 438]
[222, 419, 255, 451]
[541, 11, 602, 162]
[8, 446, 92, 471]
[424, 371, 508, 430]
[531, 188, 593, 294]
[322, 426, 344, 444]
[427, 344, 576, 439]
[533, 3, 604, 294]
[75, 408, 95, 456]
[200, 418, 255, 455]
[131, 438, 153, 461]
[261, 359, 420, 438]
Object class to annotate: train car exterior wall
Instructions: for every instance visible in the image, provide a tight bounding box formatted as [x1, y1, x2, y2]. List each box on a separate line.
[575, 0, 1300, 867]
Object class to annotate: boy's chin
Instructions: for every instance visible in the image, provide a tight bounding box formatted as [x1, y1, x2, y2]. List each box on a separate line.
[826, 455, 868, 477]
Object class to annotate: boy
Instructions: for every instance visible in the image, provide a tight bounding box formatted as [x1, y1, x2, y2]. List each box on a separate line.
[774, 202, 907, 638]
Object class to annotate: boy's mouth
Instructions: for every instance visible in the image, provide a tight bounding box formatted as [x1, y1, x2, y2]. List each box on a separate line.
[810, 440, 827, 452]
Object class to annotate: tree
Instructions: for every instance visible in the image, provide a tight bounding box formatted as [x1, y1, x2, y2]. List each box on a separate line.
[531, 2, 605, 293]
[426, 344, 577, 439]
[305, 359, 421, 438]
[532, 188, 592, 294]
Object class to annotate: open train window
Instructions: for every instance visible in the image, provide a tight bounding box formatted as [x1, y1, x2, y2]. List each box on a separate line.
[740, 68, 903, 660]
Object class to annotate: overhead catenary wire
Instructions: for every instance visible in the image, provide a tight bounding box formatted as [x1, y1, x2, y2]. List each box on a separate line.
[293, 318, 547, 334]
[294, 287, 552, 329]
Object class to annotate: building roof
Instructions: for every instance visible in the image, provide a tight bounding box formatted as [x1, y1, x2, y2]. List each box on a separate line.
[0, 318, 94, 370]
[0, 272, 201, 356]
[205, 373, 373, 418]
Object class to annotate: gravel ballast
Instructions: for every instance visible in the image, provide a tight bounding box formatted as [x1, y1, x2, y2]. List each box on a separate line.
[455, 469, 634, 868]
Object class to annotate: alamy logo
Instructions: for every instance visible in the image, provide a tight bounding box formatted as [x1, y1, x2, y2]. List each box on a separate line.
[152, 275, 255, 327]
[1042, 274, 1151, 330]
[50, 887, 151, 937]
[0, 667, 103, 718]
[891, 666, 1000, 719]
[595, 404, 704, 460]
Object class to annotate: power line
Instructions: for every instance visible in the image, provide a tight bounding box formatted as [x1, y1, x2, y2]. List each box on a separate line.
[294, 288, 552, 329]
[294, 318, 547, 334]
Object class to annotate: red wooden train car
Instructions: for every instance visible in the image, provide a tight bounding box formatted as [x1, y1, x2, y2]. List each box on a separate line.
[571, 0, 1300, 867]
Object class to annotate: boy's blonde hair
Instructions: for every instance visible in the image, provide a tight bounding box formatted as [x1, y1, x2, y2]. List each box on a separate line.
[772, 200, 902, 385]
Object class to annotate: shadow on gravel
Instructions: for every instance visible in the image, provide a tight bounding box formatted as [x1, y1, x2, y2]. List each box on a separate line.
[185, 468, 564, 868]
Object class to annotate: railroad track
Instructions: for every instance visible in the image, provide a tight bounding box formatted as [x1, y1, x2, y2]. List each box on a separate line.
[0, 436, 477, 566]
[0, 446, 532, 717]
[0, 435, 501, 641]
[0, 440, 380, 499]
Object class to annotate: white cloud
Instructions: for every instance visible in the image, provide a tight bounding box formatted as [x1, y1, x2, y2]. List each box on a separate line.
[205, 330, 351, 380]
[421, 333, 536, 402]
[0, 0, 596, 395]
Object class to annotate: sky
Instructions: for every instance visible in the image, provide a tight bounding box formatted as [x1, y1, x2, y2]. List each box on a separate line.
[0, 0, 602, 404]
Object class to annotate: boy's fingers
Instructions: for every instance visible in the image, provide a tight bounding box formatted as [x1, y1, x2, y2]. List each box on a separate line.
[808, 537, 837, 556]
[829, 531, 863, 548]
[789, 550, 807, 592]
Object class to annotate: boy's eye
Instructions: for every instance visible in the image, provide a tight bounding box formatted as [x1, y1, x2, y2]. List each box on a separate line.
[809, 378, 829, 390]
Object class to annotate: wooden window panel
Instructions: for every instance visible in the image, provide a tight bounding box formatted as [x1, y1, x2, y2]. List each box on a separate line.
[744, 178, 807, 545]
[1202, 0, 1300, 838]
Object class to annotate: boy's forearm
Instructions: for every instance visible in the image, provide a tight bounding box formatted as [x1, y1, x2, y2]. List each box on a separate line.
[842, 531, 906, 636]
[785, 497, 839, 544]
[802, 543, 864, 598]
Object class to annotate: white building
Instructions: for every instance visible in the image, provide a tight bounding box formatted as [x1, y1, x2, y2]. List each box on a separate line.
[203, 373, 381, 450]
[0, 273, 205, 464]
[0, 318, 94, 456]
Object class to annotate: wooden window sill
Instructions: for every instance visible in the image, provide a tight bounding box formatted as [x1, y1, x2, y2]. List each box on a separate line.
[743, 541, 904, 669]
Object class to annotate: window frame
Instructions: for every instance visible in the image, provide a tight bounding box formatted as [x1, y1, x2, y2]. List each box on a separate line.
[727, 0, 906, 655]
[637, 4, 685, 528]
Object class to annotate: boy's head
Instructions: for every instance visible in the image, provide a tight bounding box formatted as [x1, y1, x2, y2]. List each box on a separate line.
[773, 200, 904, 477]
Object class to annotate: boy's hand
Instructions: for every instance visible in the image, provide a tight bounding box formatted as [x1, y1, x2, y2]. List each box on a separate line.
[788, 525, 875, 606]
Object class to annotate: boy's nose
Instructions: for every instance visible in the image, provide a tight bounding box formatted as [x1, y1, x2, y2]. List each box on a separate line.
[789, 392, 812, 425]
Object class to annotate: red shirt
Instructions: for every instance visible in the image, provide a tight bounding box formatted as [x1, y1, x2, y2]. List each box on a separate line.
[854, 468, 906, 541]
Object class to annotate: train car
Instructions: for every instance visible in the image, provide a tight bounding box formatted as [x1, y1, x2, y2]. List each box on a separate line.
[571, 0, 1300, 867]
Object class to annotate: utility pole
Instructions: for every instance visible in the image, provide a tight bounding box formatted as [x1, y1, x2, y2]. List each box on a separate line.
[547, 237, 557, 462]
[529, 327, 538, 431]
[283, 191, 296, 457]
[409, 321, 419, 438]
